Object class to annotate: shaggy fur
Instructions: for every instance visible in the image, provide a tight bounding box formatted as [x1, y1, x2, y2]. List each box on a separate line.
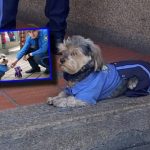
[47, 36, 141, 107]
[0, 54, 8, 65]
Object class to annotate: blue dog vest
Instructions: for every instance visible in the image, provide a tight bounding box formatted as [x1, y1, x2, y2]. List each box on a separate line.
[113, 60, 150, 96]
[64, 60, 150, 104]
[64, 64, 123, 104]
[0, 64, 8, 75]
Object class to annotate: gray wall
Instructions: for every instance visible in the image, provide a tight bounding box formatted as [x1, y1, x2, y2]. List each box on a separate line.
[17, 0, 150, 54]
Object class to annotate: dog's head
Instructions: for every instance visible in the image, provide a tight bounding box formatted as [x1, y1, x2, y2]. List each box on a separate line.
[58, 36, 104, 74]
[0, 54, 8, 65]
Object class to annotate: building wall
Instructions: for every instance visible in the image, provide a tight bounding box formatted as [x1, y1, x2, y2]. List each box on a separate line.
[17, 0, 150, 54]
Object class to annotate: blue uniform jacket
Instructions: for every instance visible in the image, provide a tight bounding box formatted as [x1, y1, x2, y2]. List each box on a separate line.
[17, 30, 48, 60]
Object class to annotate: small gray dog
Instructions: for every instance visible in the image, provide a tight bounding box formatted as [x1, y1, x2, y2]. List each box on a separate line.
[47, 36, 150, 107]
[0, 54, 9, 80]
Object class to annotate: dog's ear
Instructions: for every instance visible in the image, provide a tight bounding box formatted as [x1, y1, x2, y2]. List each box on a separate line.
[58, 43, 66, 52]
[66, 36, 71, 42]
[64, 36, 71, 45]
[87, 43, 104, 71]
[58, 36, 72, 52]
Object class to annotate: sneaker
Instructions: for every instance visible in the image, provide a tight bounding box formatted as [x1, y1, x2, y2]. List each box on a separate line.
[44, 68, 49, 74]
[25, 68, 41, 73]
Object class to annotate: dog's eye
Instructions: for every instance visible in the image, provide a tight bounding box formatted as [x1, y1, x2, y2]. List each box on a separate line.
[57, 52, 63, 55]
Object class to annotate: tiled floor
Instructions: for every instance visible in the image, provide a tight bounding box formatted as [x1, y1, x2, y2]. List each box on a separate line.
[0, 22, 149, 111]
[2, 50, 50, 81]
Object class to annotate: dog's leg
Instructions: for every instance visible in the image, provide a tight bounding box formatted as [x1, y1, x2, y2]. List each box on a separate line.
[128, 77, 138, 90]
[47, 91, 67, 105]
[52, 96, 87, 107]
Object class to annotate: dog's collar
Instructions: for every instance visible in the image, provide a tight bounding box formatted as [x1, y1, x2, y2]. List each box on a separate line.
[63, 60, 95, 83]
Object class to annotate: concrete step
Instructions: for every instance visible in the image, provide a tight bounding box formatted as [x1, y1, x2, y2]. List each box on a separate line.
[0, 95, 150, 150]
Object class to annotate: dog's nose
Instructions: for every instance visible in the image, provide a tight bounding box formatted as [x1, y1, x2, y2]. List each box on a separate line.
[60, 58, 65, 64]
[3, 59, 5, 61]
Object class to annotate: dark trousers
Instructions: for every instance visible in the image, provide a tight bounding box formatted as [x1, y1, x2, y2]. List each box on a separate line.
[0, 0, 69, 39]
[26, 48, 49, 70]
[0, 0, 19, 29]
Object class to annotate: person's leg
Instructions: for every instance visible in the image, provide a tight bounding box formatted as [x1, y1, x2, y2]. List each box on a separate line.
[45, 0, 69, 53]
[25, 48, 41, 73]
[27, 57, 40, 70]
[0, 0, 19, 29]
[41, 55, 50, 74]
[33, 54, 50, 74]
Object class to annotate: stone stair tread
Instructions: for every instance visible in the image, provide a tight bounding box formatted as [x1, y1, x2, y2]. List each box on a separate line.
[0, 96, 150, 150]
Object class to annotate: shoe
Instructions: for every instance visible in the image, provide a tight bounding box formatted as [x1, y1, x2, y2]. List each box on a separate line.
[25, 68, 41, 73]
[44, 68, 49, 74]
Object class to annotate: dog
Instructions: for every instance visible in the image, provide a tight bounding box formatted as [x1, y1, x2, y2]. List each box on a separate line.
[47, 36, 150, 107]
[0, 54, 9, 80]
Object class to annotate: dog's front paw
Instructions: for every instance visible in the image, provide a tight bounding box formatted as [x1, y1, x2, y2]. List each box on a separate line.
[128, 77, 138, 90]
[47, 97, 54, 105]
[53, 98, 67, 108]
